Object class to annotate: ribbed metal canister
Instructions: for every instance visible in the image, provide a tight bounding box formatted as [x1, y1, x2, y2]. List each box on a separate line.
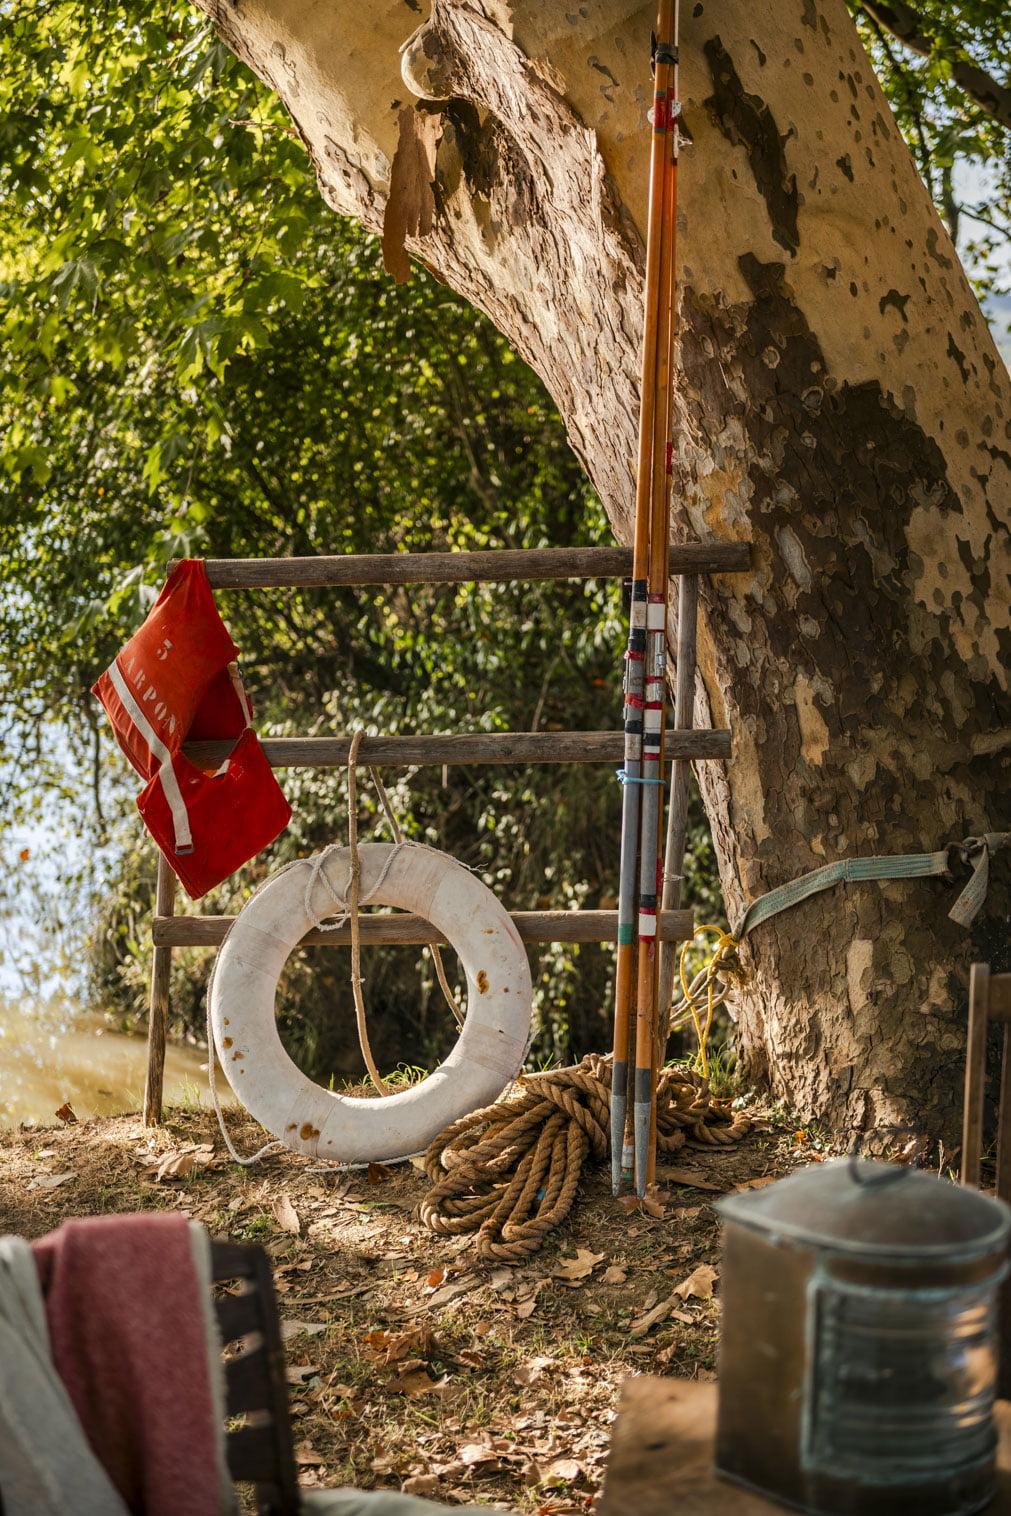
[715, 1159, 1010, 1516]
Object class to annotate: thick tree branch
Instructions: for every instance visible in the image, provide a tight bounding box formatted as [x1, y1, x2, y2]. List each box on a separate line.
[861, 0, 1011, 131]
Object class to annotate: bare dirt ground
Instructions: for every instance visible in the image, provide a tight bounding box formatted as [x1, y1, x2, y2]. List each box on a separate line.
[0, 1100, 822, 1511]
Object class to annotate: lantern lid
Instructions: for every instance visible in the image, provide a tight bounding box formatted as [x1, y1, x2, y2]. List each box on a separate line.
[717, 1158, 1011, 1260]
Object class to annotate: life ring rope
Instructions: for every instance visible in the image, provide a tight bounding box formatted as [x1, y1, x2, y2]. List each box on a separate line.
[205, 731, 530, 1169]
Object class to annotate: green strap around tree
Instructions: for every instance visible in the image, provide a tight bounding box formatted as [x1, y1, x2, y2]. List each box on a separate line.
[733, 832, 1010, 941]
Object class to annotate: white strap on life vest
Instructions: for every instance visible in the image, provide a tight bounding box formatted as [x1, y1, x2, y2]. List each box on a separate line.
[105, 659, 193, 853]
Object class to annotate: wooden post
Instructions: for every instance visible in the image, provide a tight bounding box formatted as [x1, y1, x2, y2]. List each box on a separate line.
[997, 1023, 1011, 1206]
[658, 573, 699, 1027]
[961, 961, 990, 1188]
[144, 853, 177, 1125]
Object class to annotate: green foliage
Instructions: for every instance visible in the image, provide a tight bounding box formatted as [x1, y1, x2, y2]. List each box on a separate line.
[3, 0, 1006, 1075]
[849, 0, 1011, 314]
[0, 0, 720, 1071]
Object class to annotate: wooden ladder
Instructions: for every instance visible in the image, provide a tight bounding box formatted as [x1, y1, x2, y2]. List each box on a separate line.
[143, 539, 751, 1122]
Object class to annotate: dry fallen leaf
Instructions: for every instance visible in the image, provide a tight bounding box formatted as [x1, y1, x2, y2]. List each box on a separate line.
[153, 1151, 196, 1182]
[27, 1171, 77, 1192]
[735, 1175, 778, 1190]
[656, 1166, 726, 1192]
[411, 1275, 479, 1313]
[459, 1442, 501, 1468]
[285, 1364, 320, 1385]
[280, 1319, 328, 1341]
[542, 1457, 583, 1485]
[553, 1248, 605, 1284]
[403, 1474, 441, 1497]
[514, 1355, 554, 1386]
[54, 1103, 77, 1125]
[601, 1265, 627, 1286]
[363, 1325, 440, 1365]
[273, 1194, 301, 1234]
[294, 1441, 323, 1466]
[675, 1263, 718, 1301]
[640, 1189, 668, 1219]
[629, 1296, 675, 1339]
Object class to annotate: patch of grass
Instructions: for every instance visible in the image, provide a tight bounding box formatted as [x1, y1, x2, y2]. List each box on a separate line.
[238, 1213, 273, 1239]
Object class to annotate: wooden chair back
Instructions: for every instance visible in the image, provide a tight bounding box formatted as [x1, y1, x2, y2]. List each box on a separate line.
[961, 963, 1011, 1401]
[210, 1238, 300, 1516]
[961, 963, 1011, 1196]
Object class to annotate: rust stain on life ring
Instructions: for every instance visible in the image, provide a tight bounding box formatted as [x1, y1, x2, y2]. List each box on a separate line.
[232, 1049, 244, 1060]
[477, 970, 489, 994]
[300, 1122, 320, 1141]
[222, 1036, 233, 1049]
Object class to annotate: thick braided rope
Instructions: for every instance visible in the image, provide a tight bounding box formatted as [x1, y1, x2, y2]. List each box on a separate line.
[419, 1053, 749, 1260]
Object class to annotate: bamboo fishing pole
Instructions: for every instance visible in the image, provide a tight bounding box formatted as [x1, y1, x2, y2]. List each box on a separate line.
[612, 0, 679, 1196]
[633, 0, 681, 1198]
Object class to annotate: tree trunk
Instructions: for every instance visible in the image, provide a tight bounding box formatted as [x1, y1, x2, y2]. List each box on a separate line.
[193, 0, 1010, 1138]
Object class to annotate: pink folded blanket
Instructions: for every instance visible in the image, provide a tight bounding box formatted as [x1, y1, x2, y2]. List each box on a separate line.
[32, 1212, 220, 1516]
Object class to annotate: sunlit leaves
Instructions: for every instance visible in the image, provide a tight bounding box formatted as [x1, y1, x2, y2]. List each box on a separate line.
[849, 0, 1010, 314]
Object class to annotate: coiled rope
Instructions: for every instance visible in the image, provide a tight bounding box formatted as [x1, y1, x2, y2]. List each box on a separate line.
[419, 1052, 749, 1260]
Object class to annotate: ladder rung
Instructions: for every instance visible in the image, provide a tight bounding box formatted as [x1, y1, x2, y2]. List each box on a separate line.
[191, 543, 751, 588]
[153, 908, 693, 948]
[184, 729, 730, 769]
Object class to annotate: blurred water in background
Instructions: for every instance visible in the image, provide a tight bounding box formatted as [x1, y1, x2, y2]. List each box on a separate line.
[0, 995, 218, 1127]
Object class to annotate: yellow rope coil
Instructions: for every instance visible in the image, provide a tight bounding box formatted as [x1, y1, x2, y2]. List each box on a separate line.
[673, 924, 744, 1077]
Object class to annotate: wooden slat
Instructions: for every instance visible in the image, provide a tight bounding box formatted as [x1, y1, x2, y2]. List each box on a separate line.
[226, 1344, 274, 1417]
[215, 1287, 264, 1345]
[184, 728, 730, 770]
[225, 1424, 283, 1485]
[961, 962, 990, 1188]
[143, 855, 176, 1127]
[154, 908, 693, 949]
[989, 974, 1011, 1023]
[190, 542, 751, 588]
[998, 1025, 1011, 1208]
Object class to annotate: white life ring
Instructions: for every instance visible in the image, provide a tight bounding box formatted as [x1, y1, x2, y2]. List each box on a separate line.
[209, 842, 533, 1164]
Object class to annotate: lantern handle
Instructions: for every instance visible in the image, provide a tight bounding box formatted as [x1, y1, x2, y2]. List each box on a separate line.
[847, 1127, 921, 1186]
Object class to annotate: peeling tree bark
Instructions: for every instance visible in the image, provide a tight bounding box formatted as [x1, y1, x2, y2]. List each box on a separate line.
[193, 0, 1010, 1138]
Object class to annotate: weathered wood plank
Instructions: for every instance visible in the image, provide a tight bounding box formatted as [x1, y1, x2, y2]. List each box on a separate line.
[961, 962, 990, 1188]
[187, 542, 751, 588]
[184, 728, 731, 769]
[143, 854, 176, 1126]
[153, 908, 693, 948]
[989, 973, 1011, 1022]
[599, 1379, 779, 1516]
[596, 1380, 1011, 1515]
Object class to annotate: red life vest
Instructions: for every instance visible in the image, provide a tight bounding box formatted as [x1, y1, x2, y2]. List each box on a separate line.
[93, 560, 291, 897]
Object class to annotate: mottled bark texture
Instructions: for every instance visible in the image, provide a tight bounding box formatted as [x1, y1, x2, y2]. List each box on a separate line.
[192, 0, 1010, 1138]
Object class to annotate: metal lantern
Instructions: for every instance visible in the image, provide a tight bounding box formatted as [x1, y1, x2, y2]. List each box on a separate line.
[716, 1159, 1010, 1516]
